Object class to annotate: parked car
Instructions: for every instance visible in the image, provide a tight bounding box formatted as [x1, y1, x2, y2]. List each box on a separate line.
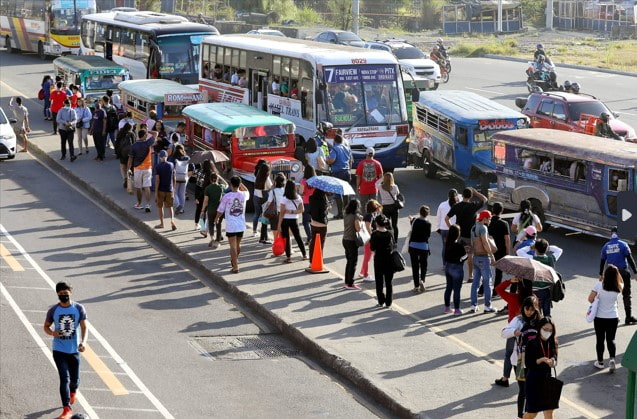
[247, 28, 285, 37]
[313, 30, 365, 48]
[0, 106, 17, 160]
[516, 91, 637, 141]
[364, 40, 441, 90]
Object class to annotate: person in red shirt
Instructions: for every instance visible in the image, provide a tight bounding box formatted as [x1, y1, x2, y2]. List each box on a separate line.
[50, 81, 68, 134]
[355, 147, 383, 211]
[69, 85, 81, 109]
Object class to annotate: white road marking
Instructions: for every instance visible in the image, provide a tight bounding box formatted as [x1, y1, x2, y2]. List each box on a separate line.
[6, 285, 53, 291]
[0, 224, 175, 419]
[91, 406, 160, 412]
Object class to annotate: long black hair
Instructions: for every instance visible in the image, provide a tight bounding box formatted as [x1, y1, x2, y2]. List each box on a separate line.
[254, 163, 271, 190]
[283, 180, 298, 200]
[445, 224, 461, 250]
[518, 199, 533, 229]
[345, 199, 360, 215]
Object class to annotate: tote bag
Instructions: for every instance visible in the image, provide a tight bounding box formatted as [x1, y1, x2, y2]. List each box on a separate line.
[586, 297, 599, 323]
[356, 226, 371, 247]
[538, 368, 563, 410]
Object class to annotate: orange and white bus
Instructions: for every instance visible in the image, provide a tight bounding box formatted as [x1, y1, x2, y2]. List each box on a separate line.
[1, 0, 96, 58]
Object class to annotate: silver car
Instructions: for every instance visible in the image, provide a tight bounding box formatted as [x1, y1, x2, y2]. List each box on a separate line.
[0, 107, 17, 160]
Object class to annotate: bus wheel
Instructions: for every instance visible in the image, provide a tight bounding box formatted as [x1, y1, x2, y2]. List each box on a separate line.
[5, 36, 13, 53]
[529, 198, 546, 227]
[423, 154, 437, 178]
[38, 41, 46, 60]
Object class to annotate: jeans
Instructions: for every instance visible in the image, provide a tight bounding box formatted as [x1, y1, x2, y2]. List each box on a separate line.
[343, 239, 359, 286]
[535, 287, 552, 317]
[444, 263, 464, 309]
[174, 182, 187, 210]
[52, 351, 80, 408]
[382, 205, 399, 243]
[281, 218, 306, 258]
[594, 317, 619, 362]
[59, 129, 75, 157]
[332, 169, 351, 217]
[440, 229, 449, 265]
[309, 225, 327, 262]
[207, 209, 223, 241]
[360, 241, 372, 277]
[44, 97, 51, 118]
[374, 261, 394, 306]
[503, 336, 515, 378]
[105, 129, 116, 147]
[409, 247, 429, 287]
[302, 204, 312, 241]
[93, 132, 106, 159]
[471, 256, 493, 307]
[359, 193, 376, 213]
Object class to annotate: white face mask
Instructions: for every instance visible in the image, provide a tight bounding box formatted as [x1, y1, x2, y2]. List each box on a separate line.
[540, 330, 552, 340]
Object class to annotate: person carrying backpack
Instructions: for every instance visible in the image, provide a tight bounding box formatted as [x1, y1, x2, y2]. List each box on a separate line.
[102, 95, 119, 150]
[168, 144, 193, 214]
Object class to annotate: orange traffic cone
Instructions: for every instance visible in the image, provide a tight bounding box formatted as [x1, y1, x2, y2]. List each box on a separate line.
[305, 233, 329, 273]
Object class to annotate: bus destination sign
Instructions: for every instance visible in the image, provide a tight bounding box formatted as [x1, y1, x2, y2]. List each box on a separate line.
[325, 65, 397, 83]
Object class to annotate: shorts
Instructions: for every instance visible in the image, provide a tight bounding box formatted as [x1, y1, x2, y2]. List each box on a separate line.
[226, 231, 244, 238]
[133, 169, 152, 188]
[460, 236, 473, 253]
[156, 191, 174, 208]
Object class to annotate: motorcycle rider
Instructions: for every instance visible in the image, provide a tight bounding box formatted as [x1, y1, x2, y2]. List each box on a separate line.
[436, 38, 448, 58]
[533, 55, 552, 76]
[534, 43, 553, 66]
[430, 45, 445, 64]
[596, 112, 622, 141]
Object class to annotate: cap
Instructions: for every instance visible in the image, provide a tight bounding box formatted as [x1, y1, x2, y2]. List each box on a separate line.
[525, 226, 537, 236]
[477, 210, 492, 221]
[158, 150, 168, 158]
[366, 147, 375, 155]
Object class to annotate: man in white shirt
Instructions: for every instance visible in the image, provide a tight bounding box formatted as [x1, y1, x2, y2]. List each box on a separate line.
[9, 96, 30, 152]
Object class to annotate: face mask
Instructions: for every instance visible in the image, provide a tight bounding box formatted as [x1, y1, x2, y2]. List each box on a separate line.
[58, 294, 70, 303]
[541, 330, 552, 340]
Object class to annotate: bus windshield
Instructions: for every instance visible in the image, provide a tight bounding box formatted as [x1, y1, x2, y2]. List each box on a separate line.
[324, 64, 404, 127]
[86, 75, 125, 91]
[51, 4, 95, 35]
[237, 135, 289, 150]
[157, 35, 201, 84]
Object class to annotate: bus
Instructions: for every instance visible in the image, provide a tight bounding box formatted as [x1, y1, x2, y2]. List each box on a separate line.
[198, 34, 410, 170]
[1, 0, 96, 58]
[79, 10, 219, 85]
[489, 128, 637, 238]
[409, 90, 529, 190]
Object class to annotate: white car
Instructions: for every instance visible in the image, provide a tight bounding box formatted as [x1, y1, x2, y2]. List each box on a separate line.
[0, 106, 17, 160]
[364, 40, 442, 90]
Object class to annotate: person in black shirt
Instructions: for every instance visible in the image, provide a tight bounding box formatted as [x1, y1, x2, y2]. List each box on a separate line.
[445, 187, 487, 281]
[443, 224, 468, 315]
[408, 205, 432, 293]
[489, 202, 511, 290]
[370, 215, 395, 308]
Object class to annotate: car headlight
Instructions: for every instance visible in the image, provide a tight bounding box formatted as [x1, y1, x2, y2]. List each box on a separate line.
[291, 163, 301, 172]
[516, 118, 529, 129]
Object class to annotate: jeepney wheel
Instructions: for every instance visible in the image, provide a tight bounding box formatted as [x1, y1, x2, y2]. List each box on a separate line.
[38, 41, 46, 60]
[529, 198, 547, 227]
[432, 82, 439, 91]
[423, 153, 437, 179]
[5, 36, 13, 53]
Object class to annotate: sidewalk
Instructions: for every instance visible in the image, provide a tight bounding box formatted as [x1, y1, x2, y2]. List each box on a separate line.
[21, 125, 592, 418]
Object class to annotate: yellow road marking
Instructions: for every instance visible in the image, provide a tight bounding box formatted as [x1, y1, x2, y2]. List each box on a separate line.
[0, 243, 25, 271]
[82, 345, 129, 396]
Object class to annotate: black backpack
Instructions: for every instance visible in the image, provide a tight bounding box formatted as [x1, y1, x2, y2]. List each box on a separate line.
[550, 272, 565, 302]
[105, 105, 119, 132]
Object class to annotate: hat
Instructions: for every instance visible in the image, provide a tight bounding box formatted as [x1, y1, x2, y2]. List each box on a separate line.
[477, 210, 492, 221]
[366, 147, 375, 155]
[524, 225, 537, 236]
[158, 150, 168, 158]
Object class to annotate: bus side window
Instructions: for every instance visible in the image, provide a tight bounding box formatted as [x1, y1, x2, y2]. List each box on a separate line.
[456, 127, 468, 146]
[609, 169, 628, 191]
[554, 157, 574, 177]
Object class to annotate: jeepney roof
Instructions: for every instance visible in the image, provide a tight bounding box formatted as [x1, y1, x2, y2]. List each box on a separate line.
[417, 90, 527, 123]
[494, 128, 637, 167]
[118, 79, 200, 102]
[53, 55, 129, 74]
[182, 103, 296, 134]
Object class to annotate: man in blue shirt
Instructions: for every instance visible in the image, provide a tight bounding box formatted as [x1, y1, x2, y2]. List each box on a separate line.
[43, 282, 88, 419]
[326, 134, 352, 219]
[600, 227, 637, 324]
[154, 149, 176, 230]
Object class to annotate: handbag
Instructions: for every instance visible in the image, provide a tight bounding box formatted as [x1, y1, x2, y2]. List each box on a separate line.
[391, 191, 405, 209]
[259, 216, 270, 225]
[391, 249, 406, 272]
[538, 368, 563, 410]
[263, 192, 278, 219]
[586, 297, 599, 323]
[356, 225, 370, 247]
[38, 88, 45, 100]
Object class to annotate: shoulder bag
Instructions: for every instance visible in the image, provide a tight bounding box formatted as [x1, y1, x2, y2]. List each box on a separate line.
[538, 367, 563, 410]
[263, 191, 279, 220]
[356, 221, 371, 247]
[391, 190, 405, 209]
[392, 248, 406, 272]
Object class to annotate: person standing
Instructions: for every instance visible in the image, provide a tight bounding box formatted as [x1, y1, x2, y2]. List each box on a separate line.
[376, 172, 402, 243]
[370, 214, 395, 308]
[90, 102, 107, 161]
[102, 95, 119, 150]
[41, 75, 53, 120]
[50, 81, 68, 134]
[169, 144, 191, 214]
[308, 189, 329, 268]
[445, 187, 487, 281]
[359, 199, 382, 282]
[511, 200, 543, 248]
[470, 210, 496, 313]
[523, 317, 559, 419]
[299, 165, 316, 244]
[215, 176, 250, 273]
[75, 98, 92, 155]
[326, 134, 352, 219]
[69, 85, 81, 108]
[443, 224, 468, 315]
[154, 150, 176, 230]
[517, 238, 563, 317]
[253, 163, 273, 243]
[43, 282, 88, 419]
[128, 129, 156, 212]
[599, 227, 637, 325]
[115, 123, 135, 187]
[355, 147, 383, 211]
[489, 202, 511, 291]
[436, 189, 458, 266]
[589, 264, 623, 371]
[201, 172, 228, 247]
[56, 99, 77, 162]
[278, 180, 307, 263]
[305, 137, 328, 175]
[194, 160, 214, 233]
[9, 96, 30, 152]
[408, 205, 431, 293]
[342, 199, 363, 290]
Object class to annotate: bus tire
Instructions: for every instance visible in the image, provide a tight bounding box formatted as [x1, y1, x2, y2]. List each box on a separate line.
[38, 41, 46, 60]
[5, 36, 14, 53]
[423, 154, 437, 178]
[529, 198, 546, 227]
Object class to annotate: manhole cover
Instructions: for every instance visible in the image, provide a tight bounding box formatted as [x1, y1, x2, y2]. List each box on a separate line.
[191, 334, 301, 360]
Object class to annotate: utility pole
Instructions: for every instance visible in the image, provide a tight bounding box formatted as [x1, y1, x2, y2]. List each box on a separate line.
[546, 0, 554, 29]
[497, 0, 503, 32]
[352, 0, 359, 34]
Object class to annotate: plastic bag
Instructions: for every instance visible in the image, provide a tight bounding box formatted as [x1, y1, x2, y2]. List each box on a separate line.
[198, 217, 208, 232]
[272, 234, 286, 256]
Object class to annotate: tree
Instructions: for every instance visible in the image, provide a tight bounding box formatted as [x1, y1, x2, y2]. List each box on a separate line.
[138, 0, 161, 11]
[327, 0, 352, 31]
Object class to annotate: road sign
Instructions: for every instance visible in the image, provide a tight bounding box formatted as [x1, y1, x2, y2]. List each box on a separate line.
[618, 192, 637, 239]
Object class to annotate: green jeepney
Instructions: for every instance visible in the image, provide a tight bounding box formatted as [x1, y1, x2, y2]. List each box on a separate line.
[53, 55, 130, 104]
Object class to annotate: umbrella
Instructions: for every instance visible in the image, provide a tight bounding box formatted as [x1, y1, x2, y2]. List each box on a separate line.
[191, 150, 230, 164]
[493, 256, 559, 284]
[307, 175, 356, 196]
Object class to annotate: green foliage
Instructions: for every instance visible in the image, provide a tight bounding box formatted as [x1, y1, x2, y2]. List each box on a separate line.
[420, 0, 444, 30]
[216, 5, 236, 21]
[328, 0, 352, 31]
[520, 0, 546, 28]
[294, 5, 322, 25]
[137, 0, 160, 11]
[451, 38, 519, 57]
[263, 0, 297, 20]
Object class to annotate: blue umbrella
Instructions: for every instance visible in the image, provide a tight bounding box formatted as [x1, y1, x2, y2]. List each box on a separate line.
[307, 175, 356, 196]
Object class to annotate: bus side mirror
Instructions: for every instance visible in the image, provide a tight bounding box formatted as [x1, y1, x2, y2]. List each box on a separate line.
[315, 90, 323, 105]
[411, 88, 420, 102]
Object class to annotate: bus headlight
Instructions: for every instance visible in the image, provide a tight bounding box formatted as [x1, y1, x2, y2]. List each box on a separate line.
[291, 163, 301, 172]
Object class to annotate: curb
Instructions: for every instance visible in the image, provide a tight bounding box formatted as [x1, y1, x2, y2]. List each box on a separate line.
[26, 142, 418, 418]
[482, 54, 637, 77]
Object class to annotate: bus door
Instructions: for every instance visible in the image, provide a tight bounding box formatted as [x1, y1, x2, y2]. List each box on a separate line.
[104, 26, 113, 61]
[453, 123, 472, 176]
[250, 70, 268, 112]
[605, 166, 631, 217]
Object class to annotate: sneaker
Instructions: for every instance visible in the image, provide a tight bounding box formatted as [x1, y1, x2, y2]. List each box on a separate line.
[362, 275, 375, 282]
[133, 203, 143, 210]
[70, 155, 77, 162]
[175, 205, 183, 213]
[593, 361, 605, 369]
[419, 280, 426, 293]
[453, 309, 463, 316]
[625, 316, 637, 325]
[494, 378, 510, 387]
[412, 287, 420, 294]
[69, 392, 76, 405]
[497, 305, 509, 315]
[443, 306, 452, 314]
[471, 305, 480, 313]
[59, 406, 72, 419]
[344, 284, 361, 290]
[144, 205, 151, 213]
[609, 359, 616, 373]
[484, 306, 497, 313]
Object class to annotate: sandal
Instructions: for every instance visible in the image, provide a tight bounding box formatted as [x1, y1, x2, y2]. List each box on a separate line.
[285, 258, 293, 263]
[231, 268, 240, 273]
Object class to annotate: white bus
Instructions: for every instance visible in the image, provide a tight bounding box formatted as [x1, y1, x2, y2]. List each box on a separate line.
[198, 34, 411, 170]
[80, 10, 219, 85]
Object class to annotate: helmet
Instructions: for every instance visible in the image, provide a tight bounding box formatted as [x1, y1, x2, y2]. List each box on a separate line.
[437, 38, 444, 44]
[571, 82, 581, 93]
[319, 121, 333, 133]
[600, 112, 610, 122]
[563, 80, 572, 88]
[433, 45, 439, 51]
[537, 43, 544, 50]
[537, 54, 545, 62]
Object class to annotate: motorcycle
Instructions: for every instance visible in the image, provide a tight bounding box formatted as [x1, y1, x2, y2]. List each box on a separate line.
[440, 51, 452, 74]
[439, 58, 450, 84]
[525, 61, 558, 93]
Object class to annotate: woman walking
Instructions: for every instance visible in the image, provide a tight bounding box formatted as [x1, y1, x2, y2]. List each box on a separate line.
[376, 172, 401, 242]
[589, 264, 623, 371]
[194, 160, 214, 233]
[443, 224, 468, 315]
[308, 189, 329, 267]
[215, 176, 250, 273]
[278, 180, 307, 263]
[168, 144, 192, 214]
[264, 173, 286, 238]
[41, 75, 53, 120]
[370, 215, 395, 308]
[435, 189, 458, 265]
[299, 165, 316, 244]
[523, 317, 559, 418]
[408, 205, 432, 293]
[253, 163, 273, 243]
[115, 123, 135, 188]
[360, 199, 382, 283]
[343, 199, 363, 290]
[75, 98, 92, 155]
